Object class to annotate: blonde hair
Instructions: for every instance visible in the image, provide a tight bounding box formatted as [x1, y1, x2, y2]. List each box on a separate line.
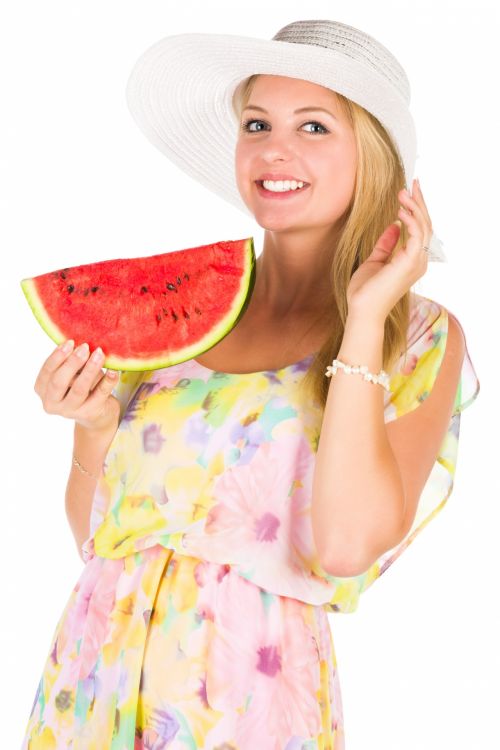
[232, 74, 412, 409]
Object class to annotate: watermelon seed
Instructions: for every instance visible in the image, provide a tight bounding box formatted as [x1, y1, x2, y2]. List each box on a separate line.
[91, 286, 99, 293]
[194, 307, 202, 315]
[183, 273, 189, 280]
[171, 310, 178, 322]
[67, 285, 75, 293]
[140, 286, 148, 294]
[176, 276, 182, 285]
[155, 313, 162, 324]
[166, 283, 177, 292]
[182, 307, 190, 319]
[60, 272, 66, 279]
[84, 289, 89, 296]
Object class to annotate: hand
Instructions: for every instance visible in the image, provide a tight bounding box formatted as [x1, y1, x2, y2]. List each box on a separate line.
[346, 178, 433, 323]
[34, 341, 122, 433]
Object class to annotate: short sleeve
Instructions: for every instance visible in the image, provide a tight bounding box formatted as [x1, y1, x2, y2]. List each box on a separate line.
[324, 294, 480, 614]
[81, 369, 145, 562]
[111, 370, 145, 422]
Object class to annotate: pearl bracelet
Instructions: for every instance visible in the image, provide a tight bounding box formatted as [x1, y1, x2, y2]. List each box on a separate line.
[325, 358, 390, 391]
[72, 455, 100, 481]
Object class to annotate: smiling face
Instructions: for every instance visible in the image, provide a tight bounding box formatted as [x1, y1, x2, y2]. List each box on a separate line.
[234, 75, 358, 233]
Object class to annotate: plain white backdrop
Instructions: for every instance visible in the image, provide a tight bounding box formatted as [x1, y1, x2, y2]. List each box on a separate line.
[1, 1, 498, 747]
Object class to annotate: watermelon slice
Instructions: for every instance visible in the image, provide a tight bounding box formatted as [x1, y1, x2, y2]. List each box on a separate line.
[20, 237, 256, 371]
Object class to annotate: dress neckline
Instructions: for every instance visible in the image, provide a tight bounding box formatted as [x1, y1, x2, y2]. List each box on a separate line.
[192, 349, 319, 377]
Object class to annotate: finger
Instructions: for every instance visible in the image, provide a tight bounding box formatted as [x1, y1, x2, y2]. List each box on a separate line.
[369, 222, 401, 263]
[399, 189, 432, 248]
[60, 346, 110, 411]
[411, 180, 433, 228]
[399, 189, 428, 232]
[90, 367, 107, 391]
[398, 206, 428, 257]
[34, 339, 75, 396]
[45, 343, 96, 405]
[83, 370, 120, 414]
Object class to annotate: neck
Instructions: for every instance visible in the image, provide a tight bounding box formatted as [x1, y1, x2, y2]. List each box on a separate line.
[254, 225, 339, 316]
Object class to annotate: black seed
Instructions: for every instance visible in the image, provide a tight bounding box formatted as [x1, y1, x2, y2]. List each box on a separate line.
[171, 310, 178, 322]
[67, 284, 75, 293]
[140, 286, 148, 294]
[91, 286, 99, 293]
[182, 307, 190, 319]
[183, 273, 189, 280]
[194, 307, 202, 315]
[84, 288, 89, 296]
[176, 276, 181, 285]
[60, 272, 66, 279]
[162, 307, 168, 315]
[156, 313, 162, 323]
[166, 282, 177, 291]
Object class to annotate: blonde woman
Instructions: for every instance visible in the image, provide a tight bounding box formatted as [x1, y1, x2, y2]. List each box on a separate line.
[22, 19, 480, 750]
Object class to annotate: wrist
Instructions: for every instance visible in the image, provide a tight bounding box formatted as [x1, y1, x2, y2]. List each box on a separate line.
[74, 418, 118, 441]
[345, 308, 387, 332]
[337, 313, 386, 372]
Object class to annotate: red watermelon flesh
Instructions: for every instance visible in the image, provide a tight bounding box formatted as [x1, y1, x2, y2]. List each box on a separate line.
[20, 237, 256, 371]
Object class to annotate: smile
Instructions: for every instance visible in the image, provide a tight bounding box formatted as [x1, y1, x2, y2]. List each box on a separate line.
[255, 181, 311, 200]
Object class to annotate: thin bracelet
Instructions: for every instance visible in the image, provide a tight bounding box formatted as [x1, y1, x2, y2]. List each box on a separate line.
[72, 455, 100, 481]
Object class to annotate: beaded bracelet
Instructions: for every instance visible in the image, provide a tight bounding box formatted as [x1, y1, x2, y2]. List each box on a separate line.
[72, 455, 100, 481]
[325, 358, 390, 391]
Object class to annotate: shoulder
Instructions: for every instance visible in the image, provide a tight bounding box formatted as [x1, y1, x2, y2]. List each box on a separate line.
[408, 292, 465, 357]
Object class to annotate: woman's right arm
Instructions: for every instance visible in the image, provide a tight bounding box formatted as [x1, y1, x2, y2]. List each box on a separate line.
[34, 339, 122, 561]
[65, 421, 117, 561]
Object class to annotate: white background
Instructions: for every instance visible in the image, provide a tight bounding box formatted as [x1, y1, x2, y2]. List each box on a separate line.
[1, 1, 498, 747]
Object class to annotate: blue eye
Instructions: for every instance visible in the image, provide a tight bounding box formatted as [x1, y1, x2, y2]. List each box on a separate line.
[241, 119, 329, 135]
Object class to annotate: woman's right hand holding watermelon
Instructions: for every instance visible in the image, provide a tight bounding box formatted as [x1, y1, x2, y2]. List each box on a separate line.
[34, 339, 121, 433]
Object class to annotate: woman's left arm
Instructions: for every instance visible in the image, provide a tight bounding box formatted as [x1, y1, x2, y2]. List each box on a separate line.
[312, 179, 465, 577]
[311, 308, 465, 578]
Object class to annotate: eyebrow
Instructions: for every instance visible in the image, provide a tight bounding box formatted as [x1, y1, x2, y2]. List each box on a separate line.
[242, 104, 338, 120]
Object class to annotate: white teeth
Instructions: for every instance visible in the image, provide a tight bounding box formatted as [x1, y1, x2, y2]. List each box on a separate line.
[261, 179, 305, 192]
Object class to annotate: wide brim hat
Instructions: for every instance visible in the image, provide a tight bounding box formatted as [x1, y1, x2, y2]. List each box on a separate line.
[125, 19, 446, 261]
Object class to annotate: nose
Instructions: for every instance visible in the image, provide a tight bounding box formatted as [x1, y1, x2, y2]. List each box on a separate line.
[251, 127, 297, 161]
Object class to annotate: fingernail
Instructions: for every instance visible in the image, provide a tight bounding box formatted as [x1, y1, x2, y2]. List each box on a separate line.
[60, 339, 74, 353]
[75, 342, 90, 359]
[91, 347, 103, 363]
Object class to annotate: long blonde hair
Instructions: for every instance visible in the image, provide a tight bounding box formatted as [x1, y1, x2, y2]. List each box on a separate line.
[232, 74, 412, 409]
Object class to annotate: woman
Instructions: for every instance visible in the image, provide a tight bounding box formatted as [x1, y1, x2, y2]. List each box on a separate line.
[22, 19, 479, 749]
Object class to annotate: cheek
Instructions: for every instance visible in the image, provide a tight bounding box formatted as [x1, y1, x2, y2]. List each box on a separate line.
[318, 144, 357, 193]
[234, 143, 251, 184]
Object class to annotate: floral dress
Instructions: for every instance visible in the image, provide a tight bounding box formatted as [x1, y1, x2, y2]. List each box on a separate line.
[21, 294, 479, 750]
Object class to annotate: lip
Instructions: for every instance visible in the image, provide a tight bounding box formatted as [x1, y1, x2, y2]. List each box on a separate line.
[255, 180, 311, 200]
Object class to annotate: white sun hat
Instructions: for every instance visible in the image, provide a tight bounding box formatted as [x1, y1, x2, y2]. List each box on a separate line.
[125, 18, 446, 262]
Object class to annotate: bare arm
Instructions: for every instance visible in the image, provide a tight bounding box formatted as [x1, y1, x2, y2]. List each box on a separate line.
[311, 313, 399, 576]
[312, 309, 463, 577]
[65, 421, 118, 562]
[33, 339, 123, 562]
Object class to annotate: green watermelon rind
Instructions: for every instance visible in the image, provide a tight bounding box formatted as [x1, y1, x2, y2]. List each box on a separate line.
[20, 237, 256, 372]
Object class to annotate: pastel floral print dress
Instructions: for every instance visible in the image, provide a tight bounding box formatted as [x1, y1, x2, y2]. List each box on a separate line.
[21, 294, 479, 750]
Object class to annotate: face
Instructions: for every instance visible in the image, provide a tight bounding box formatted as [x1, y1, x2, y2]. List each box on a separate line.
[234, 75, 358, 233]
